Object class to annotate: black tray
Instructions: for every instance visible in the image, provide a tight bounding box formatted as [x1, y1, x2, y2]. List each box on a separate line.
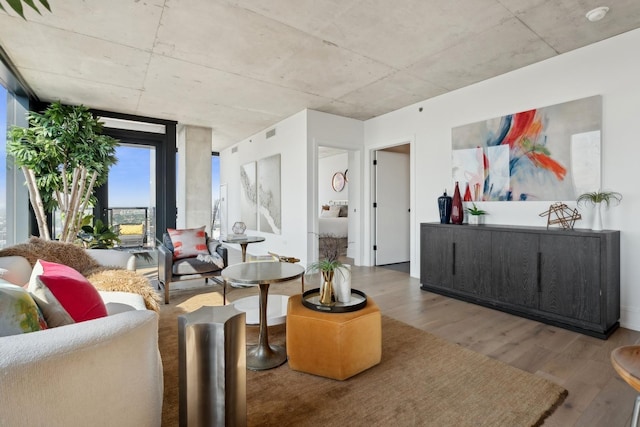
[301, 288, 367, 313]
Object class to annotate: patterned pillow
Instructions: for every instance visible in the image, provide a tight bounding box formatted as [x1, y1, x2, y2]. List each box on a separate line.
[168, 226, 209, 260]
[0, 280, 47, 337]
[29, 260, 108, 323]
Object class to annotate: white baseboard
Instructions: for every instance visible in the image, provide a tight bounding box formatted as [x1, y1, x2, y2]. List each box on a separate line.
[620, 305, 640, 332]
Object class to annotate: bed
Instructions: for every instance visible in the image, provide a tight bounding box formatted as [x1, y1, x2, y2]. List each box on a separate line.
[319, 200, 348, 238]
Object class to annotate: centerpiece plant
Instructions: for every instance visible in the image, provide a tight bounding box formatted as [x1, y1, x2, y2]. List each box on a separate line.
[7, 101, 119, 241]
[307, 234, 346, 305]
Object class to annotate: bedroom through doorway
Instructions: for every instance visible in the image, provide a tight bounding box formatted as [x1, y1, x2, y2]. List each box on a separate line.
[318, 146, 350, 261]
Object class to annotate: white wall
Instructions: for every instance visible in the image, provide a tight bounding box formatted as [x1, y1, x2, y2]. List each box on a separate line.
[220, 110, 308, 262]
[220, 109, 364, 266]
[363, 29, 640, 330]
[318, 152, 348, 207]
[306, 110, 364, 264]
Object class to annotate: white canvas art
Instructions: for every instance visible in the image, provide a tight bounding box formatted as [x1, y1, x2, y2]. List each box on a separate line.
[240, 161, 257, 230]
[258, 154, 281, 234]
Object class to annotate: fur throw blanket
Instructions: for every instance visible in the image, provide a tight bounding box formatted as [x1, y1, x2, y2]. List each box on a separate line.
[0, 237, 160, 312]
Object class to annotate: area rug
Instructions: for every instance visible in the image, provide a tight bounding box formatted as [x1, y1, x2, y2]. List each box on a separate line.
[159, 286, 567, 426]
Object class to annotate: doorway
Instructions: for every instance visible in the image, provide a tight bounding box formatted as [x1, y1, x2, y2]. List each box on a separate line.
[373, 144, 410, 268]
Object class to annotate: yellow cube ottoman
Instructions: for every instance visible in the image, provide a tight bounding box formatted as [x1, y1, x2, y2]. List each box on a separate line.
[286, 294, 381, 380]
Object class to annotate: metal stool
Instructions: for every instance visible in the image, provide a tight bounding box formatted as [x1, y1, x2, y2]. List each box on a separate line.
[612, 346, 640, 426]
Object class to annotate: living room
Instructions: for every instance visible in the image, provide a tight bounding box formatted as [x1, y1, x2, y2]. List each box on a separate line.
[2, 1, 640, 426]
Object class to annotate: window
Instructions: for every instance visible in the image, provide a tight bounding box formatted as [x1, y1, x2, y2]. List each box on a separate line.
[0, 83, 29, 247]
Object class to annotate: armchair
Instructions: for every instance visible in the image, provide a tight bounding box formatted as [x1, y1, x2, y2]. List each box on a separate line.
[158, 233, 228, 304]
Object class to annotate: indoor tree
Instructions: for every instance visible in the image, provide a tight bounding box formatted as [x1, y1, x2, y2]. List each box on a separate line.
[7, 101, 118, 241]
[0, 0, 51, 19]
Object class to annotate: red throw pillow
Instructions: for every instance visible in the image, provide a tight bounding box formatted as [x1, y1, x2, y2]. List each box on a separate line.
[29, 260, 107, 322]
[168, 226, 209, 259]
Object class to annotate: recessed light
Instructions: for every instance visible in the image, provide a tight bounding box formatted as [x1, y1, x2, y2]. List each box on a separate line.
[586, 6, 609, 22]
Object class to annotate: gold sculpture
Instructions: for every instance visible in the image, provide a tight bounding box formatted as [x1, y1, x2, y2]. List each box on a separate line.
[539, 202, 582, 230]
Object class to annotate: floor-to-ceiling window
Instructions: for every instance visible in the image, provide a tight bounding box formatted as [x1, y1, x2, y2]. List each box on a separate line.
[108, 144, 156, 247]
[0, 79, 30, 247]
[0, 85, 8, 247]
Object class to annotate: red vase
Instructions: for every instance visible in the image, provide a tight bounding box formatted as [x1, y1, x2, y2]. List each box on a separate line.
[451, 181, 464, 225]
[463, 182, 472, 202]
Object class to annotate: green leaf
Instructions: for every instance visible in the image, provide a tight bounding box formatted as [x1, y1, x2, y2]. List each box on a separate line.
[4, 0, 25, 18]
[38, 0, 50, 11]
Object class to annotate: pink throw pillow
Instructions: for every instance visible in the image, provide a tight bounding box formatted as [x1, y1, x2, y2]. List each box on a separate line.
[168, 226, 209, 259]
[29, 260, 107, 322]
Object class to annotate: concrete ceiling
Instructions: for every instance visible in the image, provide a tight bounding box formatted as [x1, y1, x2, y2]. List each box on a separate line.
[1, 1, 639, 152]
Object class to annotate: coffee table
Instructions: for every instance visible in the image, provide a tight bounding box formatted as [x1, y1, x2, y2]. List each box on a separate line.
[222, 236, 265, 262]
[222, 262, 305, 370]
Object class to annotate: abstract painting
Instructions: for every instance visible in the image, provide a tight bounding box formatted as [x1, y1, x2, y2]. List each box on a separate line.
[240, 161, 257, 229]
[452, 96, 602, 201]
[257, 154, 281, 234]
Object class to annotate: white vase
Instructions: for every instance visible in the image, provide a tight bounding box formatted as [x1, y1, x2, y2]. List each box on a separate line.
[592, 203, 603, 231]
[333, 264, 352, 303]
[468, 215, 482, 225]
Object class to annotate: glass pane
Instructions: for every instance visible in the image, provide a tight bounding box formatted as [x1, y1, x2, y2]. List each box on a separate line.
[108, 145, 156, 247]
[0, 85, 7, 248]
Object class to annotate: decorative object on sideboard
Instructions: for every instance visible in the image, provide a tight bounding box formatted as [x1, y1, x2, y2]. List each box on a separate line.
[539, 202, 582, 230]
[465, 203, 487, 226]
[231, 221, 247, 235]
[437, 190, 452, 224]
[463, 183, 472, 202]
[451, 182, 464, 225]
[577, 190, 622, 231]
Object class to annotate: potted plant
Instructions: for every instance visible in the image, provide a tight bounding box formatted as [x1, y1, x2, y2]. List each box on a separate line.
[77, 216, 120, 249]
[306, 259, 346, 306]
[7, 101, 119, 241]
[577, 190, 622, 231]
[465, 203, 487, 225]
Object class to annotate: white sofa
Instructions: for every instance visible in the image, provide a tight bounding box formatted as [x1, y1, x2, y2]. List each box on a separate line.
[0, 250, 163, 427]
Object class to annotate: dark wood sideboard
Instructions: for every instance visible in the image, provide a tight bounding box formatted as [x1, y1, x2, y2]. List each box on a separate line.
[420, 223, 620, 339]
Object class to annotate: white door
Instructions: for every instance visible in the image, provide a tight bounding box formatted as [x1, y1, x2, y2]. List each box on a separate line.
[374, 150, 410, 265]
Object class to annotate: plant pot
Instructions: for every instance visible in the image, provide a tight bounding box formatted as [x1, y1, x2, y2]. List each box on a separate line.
[468, 215, 484, 225]
[319, 270, 336, 306]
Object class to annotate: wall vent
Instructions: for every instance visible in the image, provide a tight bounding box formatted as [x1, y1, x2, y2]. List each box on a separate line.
[231, 146, 238, 153]
[266, 128, 276, 139]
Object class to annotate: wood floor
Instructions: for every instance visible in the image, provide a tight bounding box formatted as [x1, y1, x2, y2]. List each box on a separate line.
[151, 249, 640, 426]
